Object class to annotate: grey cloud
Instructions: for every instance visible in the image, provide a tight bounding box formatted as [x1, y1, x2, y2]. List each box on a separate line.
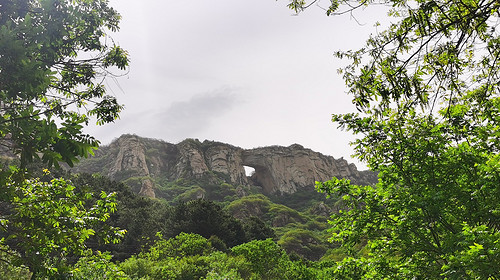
[157, 88, 239, 138]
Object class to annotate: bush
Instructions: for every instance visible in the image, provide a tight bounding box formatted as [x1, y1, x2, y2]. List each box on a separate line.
[278, 229, 328, 261]
[71, 251, 129, 280]
[119, 256, 155, 279]
[151, 256, 209, 280]
[0, 245, 31, 280]
[231, 239, 288, 280]
[226, 194, 271, 219]
[169, 200, 246, 247]
[145, 233, 213, 260]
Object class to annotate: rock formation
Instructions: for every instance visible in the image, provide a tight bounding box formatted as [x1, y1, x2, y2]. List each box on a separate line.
[73, 134, 377, 198]
[242, 144, 374, 194]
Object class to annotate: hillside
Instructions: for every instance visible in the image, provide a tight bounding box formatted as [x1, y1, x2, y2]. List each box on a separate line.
[68, 134, 378, 260]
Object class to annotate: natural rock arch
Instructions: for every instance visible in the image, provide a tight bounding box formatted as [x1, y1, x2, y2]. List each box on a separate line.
[74, 135, 378, 197]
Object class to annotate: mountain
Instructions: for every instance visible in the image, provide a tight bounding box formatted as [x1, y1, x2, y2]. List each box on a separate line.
[73, 134, 377, 199]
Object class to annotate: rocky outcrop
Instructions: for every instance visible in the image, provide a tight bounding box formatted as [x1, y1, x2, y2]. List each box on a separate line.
[242, 144, 375, 194]
[204, 142, 248, 185]
[73, 134, 377, 198]
[138, 178, 156, 198]
[108, 136, 150, 180]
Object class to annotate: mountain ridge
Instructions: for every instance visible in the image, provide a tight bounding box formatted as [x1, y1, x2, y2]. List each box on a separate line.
[73, 134, 377, 198]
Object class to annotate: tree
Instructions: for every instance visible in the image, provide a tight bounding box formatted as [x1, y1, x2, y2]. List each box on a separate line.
[0, 0, 128, 277]
[231, 239, 288, 280]
[0, 170, 125, 278]
[145, 232, 213, 260]
[285, 0, 500, 278]
[0, 0, 128, 167]
[170, 199, 247, 247]
[241, 216, 276, 242]
[120, 233, 253, 280]
[70, 250, 128, 280]
[72, 173, 172, 260]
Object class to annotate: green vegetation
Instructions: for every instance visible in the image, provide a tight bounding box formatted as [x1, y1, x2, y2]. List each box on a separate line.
[2, 0, 499, 278]
[0, 162, 343, 277]
[0, 0, 128, 168]
[118, 233, 341, 280]
[0, 0, 129, 277]
[168, 199, 247, 247]
[278, 229, 328, 261]
[154, 175, 252, 204]
[296, 0, 500, 278]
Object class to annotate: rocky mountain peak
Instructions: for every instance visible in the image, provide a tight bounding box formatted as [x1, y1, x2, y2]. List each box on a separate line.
[74, 134, 377, 198]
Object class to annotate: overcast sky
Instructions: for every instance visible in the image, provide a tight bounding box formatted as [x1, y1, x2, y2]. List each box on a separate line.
[85, 0, 388, 170]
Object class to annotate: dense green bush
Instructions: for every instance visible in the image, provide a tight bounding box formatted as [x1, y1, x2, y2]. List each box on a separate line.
[119, 256, 155, 280]
[71, 251, 128, 280]
[0, 245, 31, 280]
[278, 229, 328, 261]
[241, 216, 275, 241]
[119, 233, 252, 280]
[226, 194, 271, 218]
[145, 233, 213, 260]
[169, 200, 247, 247]
[231, 239, 288, 280]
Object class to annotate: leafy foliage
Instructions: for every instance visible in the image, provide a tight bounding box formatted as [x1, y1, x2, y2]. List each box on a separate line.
[281, 0, 500, 277]
[231, 239, 288, 279]
[120, 233, 250, 280]
[169, 199, 247, 248]
[0, 0, 128, 167]
[278, 229, 328, 261]
[0, 170, 125, 278]
[241, 216, 276, 242]
[120, 233, 324, 280]
[70, 250, 128, 280]
[318, 106, 500, 277]
[230, 238, 320, 279]
[145, 233, 214, 260]
[0, 0, 129, 277]
[71, 173, 172, 260]
[0, 245, 31, 280]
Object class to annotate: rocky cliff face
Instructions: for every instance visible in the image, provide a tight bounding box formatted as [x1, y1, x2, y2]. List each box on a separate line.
[242, 144, 374, 194]
[74, 134, 377, 197]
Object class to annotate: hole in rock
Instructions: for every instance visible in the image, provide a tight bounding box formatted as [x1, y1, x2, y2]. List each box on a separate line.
[244, 166, 255, 177]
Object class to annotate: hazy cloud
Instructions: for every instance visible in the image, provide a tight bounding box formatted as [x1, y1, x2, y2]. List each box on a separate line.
[157, 87, 239, 139]
[84, 0, 388, 170]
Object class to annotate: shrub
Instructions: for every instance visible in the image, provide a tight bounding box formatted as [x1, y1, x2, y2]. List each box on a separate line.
[145, 233, 213, 260]
[231, 239, 287, 279]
